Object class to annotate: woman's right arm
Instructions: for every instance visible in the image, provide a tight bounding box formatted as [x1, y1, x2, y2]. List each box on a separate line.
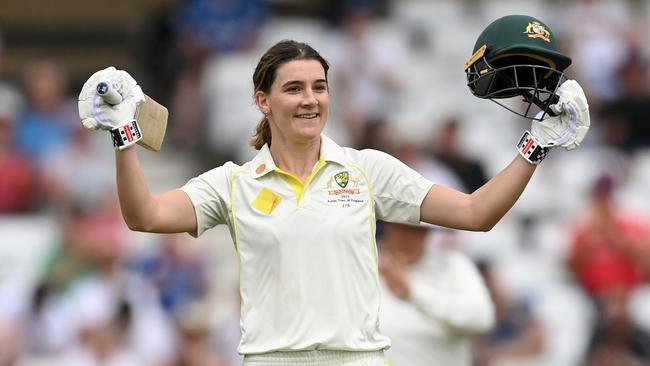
[78, 67, 198, 234]
[116, 147, 197, 234]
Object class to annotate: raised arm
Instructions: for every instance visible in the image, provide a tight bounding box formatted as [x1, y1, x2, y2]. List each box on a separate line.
[78, 67, 197, 234]
[115, 148, 196, 233]
[420, 156, 535, 232]
[421, 80, 590, 232]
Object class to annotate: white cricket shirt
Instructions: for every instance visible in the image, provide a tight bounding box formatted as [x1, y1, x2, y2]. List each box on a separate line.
[180, 134, 433, 355]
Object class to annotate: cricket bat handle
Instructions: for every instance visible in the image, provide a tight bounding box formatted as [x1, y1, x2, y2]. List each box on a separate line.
[96, 81, 123, 105]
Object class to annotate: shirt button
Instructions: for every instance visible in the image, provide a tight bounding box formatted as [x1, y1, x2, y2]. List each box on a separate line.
[256, 164, 266, 174]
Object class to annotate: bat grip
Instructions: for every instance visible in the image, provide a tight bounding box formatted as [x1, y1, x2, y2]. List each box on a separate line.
[96, 81, 123, 105]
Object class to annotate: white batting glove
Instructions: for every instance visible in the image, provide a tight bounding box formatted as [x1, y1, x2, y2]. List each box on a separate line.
[78, 67, 146, 150]
[517, 80, 590, 165]
[530, 79, 590, 150]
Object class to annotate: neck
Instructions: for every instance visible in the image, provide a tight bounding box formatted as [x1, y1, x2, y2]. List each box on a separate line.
[270, 135, 321, 182]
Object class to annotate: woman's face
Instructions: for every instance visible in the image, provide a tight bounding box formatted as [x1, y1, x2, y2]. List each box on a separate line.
[257, 59, 329, 145]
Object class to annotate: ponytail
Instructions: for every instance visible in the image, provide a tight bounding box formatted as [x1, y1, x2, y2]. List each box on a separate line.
[250, 117, 271, 150]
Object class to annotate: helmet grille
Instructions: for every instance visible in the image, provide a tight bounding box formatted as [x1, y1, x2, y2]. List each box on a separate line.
[466, 55, 567, 119]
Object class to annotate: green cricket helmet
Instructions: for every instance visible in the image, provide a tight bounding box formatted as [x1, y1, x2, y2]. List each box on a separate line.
[465, 15, 572, 119]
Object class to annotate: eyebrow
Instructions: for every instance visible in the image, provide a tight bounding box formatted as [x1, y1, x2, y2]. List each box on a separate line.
[281, 79, 328, 88]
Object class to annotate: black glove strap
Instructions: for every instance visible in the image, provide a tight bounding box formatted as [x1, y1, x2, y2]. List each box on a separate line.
[110, 120, 142, 150]
[516, 130, 549, 165]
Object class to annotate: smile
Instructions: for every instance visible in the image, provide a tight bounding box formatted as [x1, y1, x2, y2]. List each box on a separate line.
[295, 113, 319, 119]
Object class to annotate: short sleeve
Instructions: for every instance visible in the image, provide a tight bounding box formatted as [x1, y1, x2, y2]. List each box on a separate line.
[179, 163, 235, 237]
[360, 149, 434, 224]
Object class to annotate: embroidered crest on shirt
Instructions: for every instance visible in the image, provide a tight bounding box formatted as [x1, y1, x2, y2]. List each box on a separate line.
[326, 171, 362, 196]
[334, 171, 349, 188]
[325, 171, 366, 208]
[252, 187, 282, 215]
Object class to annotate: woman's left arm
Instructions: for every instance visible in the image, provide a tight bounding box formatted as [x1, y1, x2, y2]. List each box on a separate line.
[420, 155, 535, 231]
[421, 79, 590, 232]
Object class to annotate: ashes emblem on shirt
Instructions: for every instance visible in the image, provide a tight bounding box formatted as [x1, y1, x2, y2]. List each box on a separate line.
[326, 170, 365, 208]
[326, 171, 362, 196]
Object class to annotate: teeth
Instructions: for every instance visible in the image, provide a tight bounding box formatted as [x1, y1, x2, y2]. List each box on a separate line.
[297, 114, 317, 118]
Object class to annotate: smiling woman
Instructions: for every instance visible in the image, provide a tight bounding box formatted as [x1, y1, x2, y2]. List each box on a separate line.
[78, 35, 591, 366]
[254, 57, 330, 181]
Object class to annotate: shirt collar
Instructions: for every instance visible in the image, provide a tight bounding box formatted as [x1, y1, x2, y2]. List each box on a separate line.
[249, 134, 349, 179]
[250, 143, 276, 178]
[319, 134, 348, 165]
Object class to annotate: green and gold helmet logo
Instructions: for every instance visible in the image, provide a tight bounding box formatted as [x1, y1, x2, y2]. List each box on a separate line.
[334, 171, 349, 188]
[523, 21, 551, 42]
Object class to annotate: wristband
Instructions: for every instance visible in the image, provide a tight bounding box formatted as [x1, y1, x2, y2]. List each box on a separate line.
[110, 120, 142, 150]
[516, 130, 549, 165]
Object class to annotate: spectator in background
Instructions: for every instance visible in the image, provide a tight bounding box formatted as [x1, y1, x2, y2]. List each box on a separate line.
[132, 234, 209, 316]
[556, 0, 630, 105]
[22, 201, 124, 356]
[168, 0, 268, 149]
[327, 5, 403, 149]
[59, 300, 141, 366]
[129, 0, 183, 110]
[379, 227, 494, 366]
[472, 260, 546, 366]
[600, 49, 650, 152]
[171, 301, 231, 366]
[568, 174, 650, 301]
[428, 117, 488, 193]
[321, 0, 390, 27]
[584, 290, 650, 366]
[38, 127, 116, 213]
[21, 200, 177, 365]
[378, 142, 493, 366]
[14, 60, 79, 164]
[0, 85, 36, 213]
[177, 0, 267, 55]
[567, 173, 650, 365]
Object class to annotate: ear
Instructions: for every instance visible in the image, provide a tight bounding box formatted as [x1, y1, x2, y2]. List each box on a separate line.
[255, 90, 270, 115]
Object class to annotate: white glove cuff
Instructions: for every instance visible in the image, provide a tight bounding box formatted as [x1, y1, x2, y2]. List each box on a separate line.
[110, 120, 142, 150]
[517, 130, 550, 165]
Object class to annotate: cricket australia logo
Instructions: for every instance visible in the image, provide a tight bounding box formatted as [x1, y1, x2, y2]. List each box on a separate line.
[325, 170, 365, 207]
[335, 171, 349, 188]
[326, 171, 362, 196]
[523, 21, 551, 42]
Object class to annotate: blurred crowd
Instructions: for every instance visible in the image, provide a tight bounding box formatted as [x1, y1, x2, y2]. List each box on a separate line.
[1, 0, 650, 365]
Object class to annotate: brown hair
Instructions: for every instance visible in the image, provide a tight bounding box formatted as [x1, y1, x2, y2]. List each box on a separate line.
[250, 39, 330, 150]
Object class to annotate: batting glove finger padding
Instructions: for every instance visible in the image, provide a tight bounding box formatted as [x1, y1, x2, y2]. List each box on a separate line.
[78, 67, 146, 150]
[530, 79, 590, 150]
[555, 79, 590, 150]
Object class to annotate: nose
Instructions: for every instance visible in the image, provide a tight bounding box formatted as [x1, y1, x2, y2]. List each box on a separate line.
[302, 89, 318, 106]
